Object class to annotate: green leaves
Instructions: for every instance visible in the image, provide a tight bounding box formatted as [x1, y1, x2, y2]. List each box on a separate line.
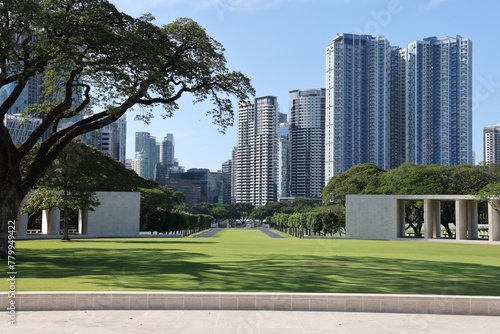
[323, 163, 500, 204]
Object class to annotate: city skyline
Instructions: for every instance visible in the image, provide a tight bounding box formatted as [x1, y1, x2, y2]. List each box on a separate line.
[109, 0, 500, 172]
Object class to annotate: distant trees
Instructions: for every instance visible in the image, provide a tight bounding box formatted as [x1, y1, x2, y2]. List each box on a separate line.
[271, 211, 344, 238]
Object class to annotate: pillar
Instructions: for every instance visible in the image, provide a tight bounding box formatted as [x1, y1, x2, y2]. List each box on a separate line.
[488, 199, 500, 242]
[42, 209, 61, 235]
[78, 209, 88, 234]
[15, 212, 28, 237]
[467, 201, 478, 239]
[396, 199, 405, 237]
[455, 200, 467, 240]
[424, 199, 440, 239]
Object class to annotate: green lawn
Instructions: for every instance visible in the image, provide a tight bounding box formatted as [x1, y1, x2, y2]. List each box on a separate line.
[2, 229, 500, 295]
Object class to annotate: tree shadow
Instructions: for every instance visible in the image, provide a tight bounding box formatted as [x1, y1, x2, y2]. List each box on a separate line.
[11, 246, 500, 296]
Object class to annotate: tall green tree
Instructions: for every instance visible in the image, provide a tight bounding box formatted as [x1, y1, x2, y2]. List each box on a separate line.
[0, 0, 254, 258]
[322, 163, 385, 205]
[231, 203, 255, 224]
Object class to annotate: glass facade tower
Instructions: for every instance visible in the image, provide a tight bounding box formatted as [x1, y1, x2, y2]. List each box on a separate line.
[325, 34, 472, 181]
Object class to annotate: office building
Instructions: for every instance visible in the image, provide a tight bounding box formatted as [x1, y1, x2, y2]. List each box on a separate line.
[233, 96, 279, 206]
[160, 133, 175, 166]
[325, 33, 472, 180]
[289, 89, 325, 199]
[132, 132, 159, 179]
[80, 115, 127, 164]
[158, 168, 223, 205]
[484, 124, 500, 164]
[221, 160, 232, 204]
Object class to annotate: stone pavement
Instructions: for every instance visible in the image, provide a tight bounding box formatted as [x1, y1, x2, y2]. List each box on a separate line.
[195, 228, 224, 238]
[259, 228, 286, 238]
[2, 309, 500, 333]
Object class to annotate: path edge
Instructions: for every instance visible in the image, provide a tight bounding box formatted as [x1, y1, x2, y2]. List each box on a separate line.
[1, 292, 499, 316]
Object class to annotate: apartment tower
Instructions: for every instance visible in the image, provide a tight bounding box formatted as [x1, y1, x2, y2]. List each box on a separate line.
[325, 34, 472, 181]
[289, 88, 325, 198]
[484, 124, 500, 164]
[234, 96, 279, 206]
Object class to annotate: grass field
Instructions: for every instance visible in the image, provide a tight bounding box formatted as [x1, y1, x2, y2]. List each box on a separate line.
[2, 229, 500, 295]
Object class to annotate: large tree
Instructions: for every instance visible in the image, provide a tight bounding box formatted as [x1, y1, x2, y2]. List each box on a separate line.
[0, 0, 254, 258]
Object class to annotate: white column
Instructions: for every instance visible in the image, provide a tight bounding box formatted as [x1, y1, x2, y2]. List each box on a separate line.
[42, 209, 61, 235]
[455, 200, 467, 240]
[467, 201, 478, 239]
[78, 209, 88, 234]
[15, 212, 28, 237]
[424, 199, 440, 239]
[488, 199, 500, 242]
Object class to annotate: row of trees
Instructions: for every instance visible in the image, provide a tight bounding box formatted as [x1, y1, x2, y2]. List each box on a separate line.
[142, 210, 213, 237]
[186, 198, 324, 226]
[322, 163, 500, 235]
[271, 211, 345, 238]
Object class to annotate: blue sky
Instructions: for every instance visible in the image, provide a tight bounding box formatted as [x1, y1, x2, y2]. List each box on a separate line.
[110, 0, 500, 171]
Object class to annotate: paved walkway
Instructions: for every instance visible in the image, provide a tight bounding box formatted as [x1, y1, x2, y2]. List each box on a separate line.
[2, 310, 500, 333]
[259, 228, 286, 238]
[195, 228, 224, 238]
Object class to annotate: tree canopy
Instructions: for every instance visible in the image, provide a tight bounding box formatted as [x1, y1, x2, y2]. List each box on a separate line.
[0, 0, 254, 258]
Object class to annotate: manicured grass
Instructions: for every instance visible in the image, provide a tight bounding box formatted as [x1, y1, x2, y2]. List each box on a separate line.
[2, 229, 500, 295]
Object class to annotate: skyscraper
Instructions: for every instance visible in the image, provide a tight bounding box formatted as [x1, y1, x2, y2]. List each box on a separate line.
[160, 133, 175, 166]
[289, 89, 325, 199]
[277, 117, 290, 199]
[406, 36, 472, 166]
[325, 33, 472, 181]
[132, 132, 159, 178]
[234, 96, 279, 206]
[1, 75, 50, 144]
[80, 115, 127, 164]
[221, 159, 232, 204]
[484, 124, 500, 164]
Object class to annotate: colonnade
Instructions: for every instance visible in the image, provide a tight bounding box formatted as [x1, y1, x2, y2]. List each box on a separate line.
[396, 198, 500, 241]
[14, 209, 88, 237]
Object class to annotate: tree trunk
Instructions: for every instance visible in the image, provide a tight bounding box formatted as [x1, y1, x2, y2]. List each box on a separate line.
[61, 189, 70, 241]
[0, 188, 26, 259]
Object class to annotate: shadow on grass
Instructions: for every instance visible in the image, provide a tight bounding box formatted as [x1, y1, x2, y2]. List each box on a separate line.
[16, 239, 214, 245]
[13, 246, 500, 296]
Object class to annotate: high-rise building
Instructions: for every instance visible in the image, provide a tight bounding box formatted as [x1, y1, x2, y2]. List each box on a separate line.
[325, 33, 472, 180]
[406, 36, 472, 166]
[1, 75, 48, 144]
[0, 75, 44, 116]
[80, 115, 127, 164]
[131, 151, 150, 178]
[132, 132, 159, 178]
[3, 114, 45, 144]
[158, 168, 223, 205]
[221, 160, 232, 204]
[289, 89, 325, 199]
[278, 119, 290, 199]
[234, 96, 279, 206]
[160, 133, 175, 166]
[484, 124, 500, 164]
